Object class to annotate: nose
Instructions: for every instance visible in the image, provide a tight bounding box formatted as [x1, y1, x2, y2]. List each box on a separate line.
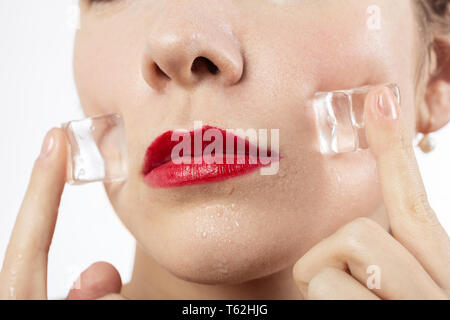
[141, 2, 244, 91]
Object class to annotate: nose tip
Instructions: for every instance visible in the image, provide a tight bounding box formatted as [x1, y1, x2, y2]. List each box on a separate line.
[141, 21, 244, 91]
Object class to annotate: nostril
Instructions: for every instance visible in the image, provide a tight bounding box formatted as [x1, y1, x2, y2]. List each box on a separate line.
[191, 56, 219, 75]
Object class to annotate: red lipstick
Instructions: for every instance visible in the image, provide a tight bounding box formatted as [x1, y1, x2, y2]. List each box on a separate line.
[142, 126, 278, 188]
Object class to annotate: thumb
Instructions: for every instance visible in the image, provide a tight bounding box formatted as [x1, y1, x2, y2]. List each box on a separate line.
[66, 262, 122, 300]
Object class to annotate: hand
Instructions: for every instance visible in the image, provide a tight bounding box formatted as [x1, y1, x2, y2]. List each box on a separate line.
[293, 86, 450, 300]
[0, 128, 124, 300]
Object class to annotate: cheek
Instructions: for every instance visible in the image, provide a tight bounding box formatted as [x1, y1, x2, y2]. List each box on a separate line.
[73, 22, 147, 118]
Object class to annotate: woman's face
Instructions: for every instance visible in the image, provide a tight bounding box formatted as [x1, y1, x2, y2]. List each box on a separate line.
[74, 0, 420, 283]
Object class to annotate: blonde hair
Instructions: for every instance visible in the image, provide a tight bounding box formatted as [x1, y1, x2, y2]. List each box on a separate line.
[417, 0, 450, 51]
[412, 0, 449, 108]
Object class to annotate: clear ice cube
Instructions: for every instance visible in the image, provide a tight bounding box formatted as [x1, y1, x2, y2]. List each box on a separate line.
[61, 113, 128, 185]
[313, 83, 400, 155]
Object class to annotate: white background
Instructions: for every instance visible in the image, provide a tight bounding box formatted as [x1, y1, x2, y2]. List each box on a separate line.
[0, 1, 449, 299]
[0, 1, 135, 299]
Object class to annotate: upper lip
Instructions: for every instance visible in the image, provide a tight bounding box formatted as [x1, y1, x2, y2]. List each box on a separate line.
[142, 125, 273, 176]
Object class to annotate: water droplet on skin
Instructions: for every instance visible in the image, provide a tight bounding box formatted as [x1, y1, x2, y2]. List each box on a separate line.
[9, 286, 15, 299]
[234, 220, 240, 227]
[231, 203, 235, 209]
[217, 211, 222, 217]
[202, 231, 207, 239]
[218, 268, 228, 275]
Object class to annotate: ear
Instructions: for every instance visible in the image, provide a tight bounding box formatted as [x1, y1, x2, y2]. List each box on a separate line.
[418, 38, 450, 134]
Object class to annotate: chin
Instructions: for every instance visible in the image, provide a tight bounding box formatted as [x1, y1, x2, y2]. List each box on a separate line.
[154, 239, 293, 285]
[108, 175, 321, 286]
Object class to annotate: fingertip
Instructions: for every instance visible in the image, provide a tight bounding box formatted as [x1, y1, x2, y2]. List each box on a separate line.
[66, 262, 122, 300]
[364, 85, 402, 156]
[364, 86, 398, 125]
[29, 128, 68, 196]
[292, 259, 306, 286]
[36, 128, 67, 165]
[292, 262, 308, 298]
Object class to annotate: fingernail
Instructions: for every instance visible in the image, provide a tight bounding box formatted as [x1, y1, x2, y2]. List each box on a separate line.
[376, 88, 399, 120]
[39, 131, 55, 159]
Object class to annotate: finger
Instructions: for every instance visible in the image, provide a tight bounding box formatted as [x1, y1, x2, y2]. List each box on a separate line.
[66, 262, 122, 300]
[364, 85, 450, 289]
[97, 293, 127, 300]
[293, 218, 447, 300]
[0, 128, 67, 299]
[298, 267, 380, 300]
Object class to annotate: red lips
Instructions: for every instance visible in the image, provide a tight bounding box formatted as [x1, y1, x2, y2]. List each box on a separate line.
[142, 126, 277, 187]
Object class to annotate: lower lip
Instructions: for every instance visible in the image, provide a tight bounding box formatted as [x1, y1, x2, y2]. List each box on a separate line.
[143, 155, 266, 188]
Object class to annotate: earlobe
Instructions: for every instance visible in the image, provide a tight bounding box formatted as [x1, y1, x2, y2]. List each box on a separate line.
[424, 78, 450, 133]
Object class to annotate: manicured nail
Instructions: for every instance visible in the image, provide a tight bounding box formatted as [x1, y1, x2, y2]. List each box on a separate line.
[39, 131, 55, 158]
[376, 87, 399, 120]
